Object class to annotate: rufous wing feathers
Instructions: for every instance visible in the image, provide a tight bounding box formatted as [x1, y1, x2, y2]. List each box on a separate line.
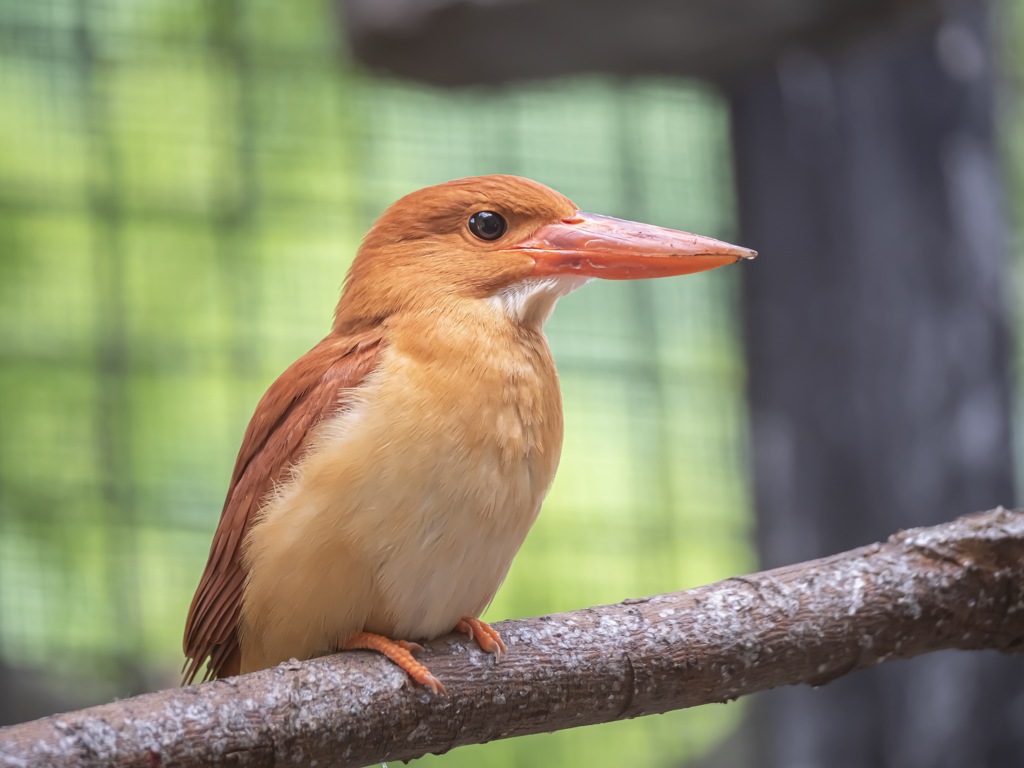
[182, 330, 384, 684]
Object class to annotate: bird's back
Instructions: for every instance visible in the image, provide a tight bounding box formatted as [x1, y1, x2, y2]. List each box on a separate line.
[182, 330, 385, 683]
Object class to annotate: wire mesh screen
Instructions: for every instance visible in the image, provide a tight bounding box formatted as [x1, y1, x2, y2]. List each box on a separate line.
[1007, 2, 1024, 496]
[0, 0, 950, 765]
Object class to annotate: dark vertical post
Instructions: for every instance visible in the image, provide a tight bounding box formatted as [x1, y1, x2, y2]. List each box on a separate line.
[728, 1, 1023, 765]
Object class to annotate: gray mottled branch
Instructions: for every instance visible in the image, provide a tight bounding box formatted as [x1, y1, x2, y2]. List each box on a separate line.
[3, 507, 1023, 768]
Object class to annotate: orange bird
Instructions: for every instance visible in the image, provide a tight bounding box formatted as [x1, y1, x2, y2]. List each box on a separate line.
[183, 175, 755, 693]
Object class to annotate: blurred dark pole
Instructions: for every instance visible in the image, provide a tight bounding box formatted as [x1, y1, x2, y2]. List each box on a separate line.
[728, 1, 1024, 766]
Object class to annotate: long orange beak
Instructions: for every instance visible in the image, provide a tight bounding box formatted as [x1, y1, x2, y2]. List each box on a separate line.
[508, 212, 756, 280]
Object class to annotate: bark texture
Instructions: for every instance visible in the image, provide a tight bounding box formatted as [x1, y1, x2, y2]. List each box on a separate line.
[2, 507, 1022, 768]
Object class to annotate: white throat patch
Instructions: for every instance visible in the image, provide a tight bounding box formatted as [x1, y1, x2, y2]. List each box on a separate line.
[487, 275, 593, 325]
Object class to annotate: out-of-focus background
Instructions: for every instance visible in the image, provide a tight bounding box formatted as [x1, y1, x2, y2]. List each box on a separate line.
[0, 1, 1021, 766]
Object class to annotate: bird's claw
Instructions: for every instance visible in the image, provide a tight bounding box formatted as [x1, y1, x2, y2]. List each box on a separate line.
[419, 671, 447, 696]
[456, 617, 507, 659]
[395, 639, 424, 654]
[343, 631, 447, 695]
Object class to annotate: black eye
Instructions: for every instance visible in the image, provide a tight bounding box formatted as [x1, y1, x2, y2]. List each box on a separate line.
[468, 211, 507, 241]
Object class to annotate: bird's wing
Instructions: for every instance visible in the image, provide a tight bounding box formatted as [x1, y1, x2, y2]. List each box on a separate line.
[182, 330, 385, 684]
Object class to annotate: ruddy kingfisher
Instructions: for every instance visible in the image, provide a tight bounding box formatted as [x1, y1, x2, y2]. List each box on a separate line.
[183, 175, 755, 693]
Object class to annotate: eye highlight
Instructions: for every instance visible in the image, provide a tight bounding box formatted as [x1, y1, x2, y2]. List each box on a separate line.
[468, 211, 507, 241]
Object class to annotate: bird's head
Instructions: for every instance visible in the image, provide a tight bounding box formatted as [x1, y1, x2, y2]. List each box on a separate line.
[334, 175, 755, 331]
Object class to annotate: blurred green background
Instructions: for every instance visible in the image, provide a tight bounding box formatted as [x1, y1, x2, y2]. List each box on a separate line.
[0, 1, 1021, 766]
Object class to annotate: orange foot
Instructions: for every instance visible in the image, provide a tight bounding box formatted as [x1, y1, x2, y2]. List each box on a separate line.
[343, 631, 445, 695]
[455, 617, 507, 658]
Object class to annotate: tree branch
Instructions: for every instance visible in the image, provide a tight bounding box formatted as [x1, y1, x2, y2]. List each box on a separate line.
[2, 507, 1022, 768]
